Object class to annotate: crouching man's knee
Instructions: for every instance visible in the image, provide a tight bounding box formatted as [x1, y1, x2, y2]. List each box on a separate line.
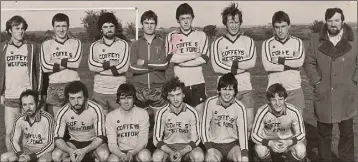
[94, 144, 110, 162]
[37, 152, 52, 162]
[289, 142, 306, 161]
[254, 144, 271, 160]
[1, 152, 17, 162]
[190, 147, 204, 162]
[136, 149, 152, 162]
[52, 148, 65, 162]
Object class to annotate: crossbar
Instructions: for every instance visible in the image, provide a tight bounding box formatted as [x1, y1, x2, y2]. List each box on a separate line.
[1, 7, 137, 11]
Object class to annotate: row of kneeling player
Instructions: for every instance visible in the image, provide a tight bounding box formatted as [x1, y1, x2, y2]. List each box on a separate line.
[1, 73, 306, 162]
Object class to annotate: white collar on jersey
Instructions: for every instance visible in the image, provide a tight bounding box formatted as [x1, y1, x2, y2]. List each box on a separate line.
[169, 103, 187, 115]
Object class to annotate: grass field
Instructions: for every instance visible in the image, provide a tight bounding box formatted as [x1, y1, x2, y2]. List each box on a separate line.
[0, 39, 357, 161]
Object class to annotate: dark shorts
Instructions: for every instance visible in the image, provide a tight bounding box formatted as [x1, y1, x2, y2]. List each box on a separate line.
[92, 91, 120, 111]
[183, 83, 207, 107]
[47, 83, 66, 107]
[135, 87, 167, 109]
[68, 140, 96, 162]
[167, 143, 194, 158]
[286, 88, 305, 113]
[4, 98, 20, 108]
[212, 141, 239, 157]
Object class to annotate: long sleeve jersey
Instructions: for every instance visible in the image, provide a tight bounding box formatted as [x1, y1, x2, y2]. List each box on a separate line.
[166, 29, 209, 86]
[0, 40, 40, 98]
[105, 107, 149, 151]
[262, 36, 305, 91]
[128, 36, 168, 89]
[10, 110, 54, 161]
[153, 104, 201, 149]
[40, 37, 82, 84]
[54, 100, 105, 142]
[202, 96, 248, 156]
[211, 34, 256, 91]
[88, 37, 129, 94]
[251, 103, 305, 146]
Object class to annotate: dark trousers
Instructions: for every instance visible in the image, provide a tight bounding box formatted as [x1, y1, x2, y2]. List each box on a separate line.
[317, 118, 355, 162]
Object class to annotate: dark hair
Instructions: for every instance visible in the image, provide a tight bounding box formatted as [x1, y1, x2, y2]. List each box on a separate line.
[162, 77, 185, 101]
[266, 83, 288, 100]
[325, 7, 345, 21]
[221, 3, 243, 25]
[19, 89, 39, 108]
[141, 10, 158, 25]
[176, 3, 195, 21]
[64, 81, 89, 101]
[98, 12, 119, 30]
[6, 15, 28, 35]
[52, 13, 70, 27]
[116, 83, 137, 103]
[272, 11, 290, 26]
[217, 73, 238, 96]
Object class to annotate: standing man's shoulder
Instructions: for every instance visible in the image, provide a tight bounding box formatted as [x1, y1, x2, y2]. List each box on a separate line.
[41, 37, 53, 46]
[116, 37, 129, 45]
[241, 34, 254, 41]
[67, 37, 82, 44]
[263, 36, 275, 43]
[134, 106, 149, 116]
[154, 35, 165, 44]
[194, 29, 207, 37]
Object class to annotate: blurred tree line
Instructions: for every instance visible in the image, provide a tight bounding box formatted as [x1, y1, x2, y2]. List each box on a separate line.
[1, 15, 325, 43]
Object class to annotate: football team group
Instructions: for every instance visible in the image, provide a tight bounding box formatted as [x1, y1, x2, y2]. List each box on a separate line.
[0, 2, 356, 162]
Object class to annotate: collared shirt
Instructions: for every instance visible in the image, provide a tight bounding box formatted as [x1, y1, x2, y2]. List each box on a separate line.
[23, 110, 42, 123]
[266, 103, 288, 117]
[128, 35, 168, 88]
[54, 100, 105, 142]
[216, 95, 236, 108]
[4, 39, 32, 99]
[10, 110, 54, 159]
[40, 36, 82, 83]
[88, 37, 129, 94]
[105, 106, 149, 151]
[166, 28, 209, 86]
[262, 35, 305, 91]
[211, 34, 256, 91]
[153, 103, 201, 149]
[251, 103, 305, 146]
[202, 96, 248, 152]
[328, 28, 344, 46]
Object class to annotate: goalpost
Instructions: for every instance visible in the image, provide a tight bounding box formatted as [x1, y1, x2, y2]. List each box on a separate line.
[1, 6, 139, 40]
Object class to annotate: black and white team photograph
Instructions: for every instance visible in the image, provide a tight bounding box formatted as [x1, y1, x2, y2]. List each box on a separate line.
[0, 1, 357, 162]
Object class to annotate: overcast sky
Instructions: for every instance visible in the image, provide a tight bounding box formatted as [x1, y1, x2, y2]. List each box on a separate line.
[1, 1, 357, 31]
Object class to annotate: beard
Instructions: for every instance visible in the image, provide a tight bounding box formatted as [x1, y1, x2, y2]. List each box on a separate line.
[328, 26, 342, 36]
[103, 32, 115, 39]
